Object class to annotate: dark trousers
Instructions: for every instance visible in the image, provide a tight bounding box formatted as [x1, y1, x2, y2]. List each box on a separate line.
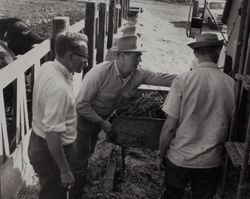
[163, 158, 222, 199]
[69, 116, 101, 198]
[28, 131, 69, 199]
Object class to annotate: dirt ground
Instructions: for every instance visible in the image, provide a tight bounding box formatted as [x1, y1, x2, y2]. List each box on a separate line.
[0, 0, 86, 38]
[0, 0, 239, 198]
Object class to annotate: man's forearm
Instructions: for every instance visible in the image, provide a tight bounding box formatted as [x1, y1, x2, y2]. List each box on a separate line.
[158, 116, 178, 155]
[141, 69, 177, 87]
[76, 101, 104, 124]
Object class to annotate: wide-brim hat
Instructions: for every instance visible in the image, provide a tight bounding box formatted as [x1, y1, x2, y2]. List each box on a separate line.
[120, 24, 142, 37]
[110, 35, 146, 52]
[188, 33, 224, 49]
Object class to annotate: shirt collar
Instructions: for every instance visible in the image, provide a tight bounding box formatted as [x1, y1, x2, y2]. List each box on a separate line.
[114, 61, 123, 78]
[54, 59, 73, 82]
[196, 61, 218, 69]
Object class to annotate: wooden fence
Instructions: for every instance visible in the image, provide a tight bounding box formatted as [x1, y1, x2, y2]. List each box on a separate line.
[0, 0, 129, 197]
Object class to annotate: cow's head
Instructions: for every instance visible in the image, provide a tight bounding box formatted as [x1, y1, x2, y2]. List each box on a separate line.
[0, 18, 44, 55]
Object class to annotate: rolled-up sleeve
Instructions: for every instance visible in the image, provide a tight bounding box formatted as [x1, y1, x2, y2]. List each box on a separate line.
[42, 86, 68, 132]
[139, 69, 176, 87]
[76, 70, 103, 124]
[162, 76, 182, 119]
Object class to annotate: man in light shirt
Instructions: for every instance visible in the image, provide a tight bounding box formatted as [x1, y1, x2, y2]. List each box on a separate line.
[28, 32, 88, 199]
[74, 35, 176, 187]
[157, 33, 235, 199]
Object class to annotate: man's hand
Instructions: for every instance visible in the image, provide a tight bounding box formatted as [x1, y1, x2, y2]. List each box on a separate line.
[60, 170, 75, 188]
[156, 156, 166, 170]
[100, 120, 112, 133]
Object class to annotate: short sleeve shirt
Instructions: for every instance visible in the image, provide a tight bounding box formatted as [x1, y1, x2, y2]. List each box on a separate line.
[162, 62, 235, 168]
[32, 60, 77, 145]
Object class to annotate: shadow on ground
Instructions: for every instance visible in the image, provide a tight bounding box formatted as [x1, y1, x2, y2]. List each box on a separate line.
[170, 20, 188, 29]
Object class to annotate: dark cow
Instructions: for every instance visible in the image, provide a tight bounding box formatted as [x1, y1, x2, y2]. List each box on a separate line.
[0, 40, 15, 69]
[0, 19, 44, 150]
[0, 17, 44, 55]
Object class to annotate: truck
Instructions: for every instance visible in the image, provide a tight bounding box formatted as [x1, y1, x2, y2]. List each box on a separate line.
[203, 0, 226, 28]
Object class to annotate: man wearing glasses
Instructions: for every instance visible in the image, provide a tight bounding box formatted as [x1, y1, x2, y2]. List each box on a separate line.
[28, 31, 88, 199]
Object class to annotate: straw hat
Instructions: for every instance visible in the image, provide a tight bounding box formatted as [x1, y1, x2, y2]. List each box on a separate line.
[110, 35, 146, 52]
[188, 33, 223, 49]
[120, 24, 142, 37]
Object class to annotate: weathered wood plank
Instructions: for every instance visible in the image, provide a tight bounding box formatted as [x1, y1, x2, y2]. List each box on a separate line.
[103, 152, 117, 192]
[85, 2, 97, 69]
[107, 0, 115, 49]
[97, 2, 107, 64]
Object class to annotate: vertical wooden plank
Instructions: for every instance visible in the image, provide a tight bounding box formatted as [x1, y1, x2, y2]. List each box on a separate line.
[107, 0, 115, 49]
[103, 150, 117, 192]
[85, 2, 97, 70]
[34, 59, 41, 80]
[97, 3, 107, 64]
[18, 74, 26, 141]
[19, 73, 30, 167]
[22, 77, 30, 136]
[124, 0, 128, 19]
[118, 0, 122, 27]
[106, 8, 109, 35]
[51, 17, 70, 60]
[193, 1, 199, 17]
[127, 0, 130, 19]
[120, 0, 124, 19]
[236, 108, 250, 199]
[11, 80, 17, 152]
[0, 91, 10, 156]
[16, 76, 21, 147]
[0, 91, 5, 163]
[114, 0, 119, 34]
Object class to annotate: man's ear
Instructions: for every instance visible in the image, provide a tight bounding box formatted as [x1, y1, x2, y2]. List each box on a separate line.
[66, 52, 73, 60]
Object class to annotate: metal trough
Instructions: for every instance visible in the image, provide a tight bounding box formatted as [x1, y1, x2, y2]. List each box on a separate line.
[107, 86, 168, 150]
[108, 115, 165, 150]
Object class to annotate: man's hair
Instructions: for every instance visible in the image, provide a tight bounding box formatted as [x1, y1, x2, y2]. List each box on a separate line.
[55, 32, 88, 57]
[194, 46, 222, 62]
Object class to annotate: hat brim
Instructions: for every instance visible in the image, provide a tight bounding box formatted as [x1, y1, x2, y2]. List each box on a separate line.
[110, 47, 146, 52]
[188, 40, 224, 49]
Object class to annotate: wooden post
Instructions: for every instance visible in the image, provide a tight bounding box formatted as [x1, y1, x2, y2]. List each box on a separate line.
[118, 0, 122, 27]
[126, 0, 130, 19]
[114, 0, 119, 34]
[107, 0, 115, 49]
[51, 17, 70, 60]
[103, 151, 117, 192]
[125, 0, 129, 19]
[85, 2, 97, 70]
[193, 1, 199, 17]
[123, 0, 126, 19]
[120, 0, 123, 19]
[236, 109, 250, 199]
[105, 7, 109, 35]
[97, 3, 107, 64]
